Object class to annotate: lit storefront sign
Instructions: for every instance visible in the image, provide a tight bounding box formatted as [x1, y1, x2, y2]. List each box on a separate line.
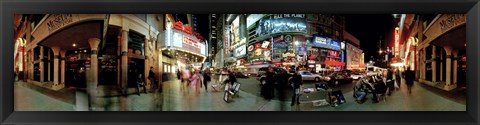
[395, 27, 400, 56]
[165, 29, 206, 56]
[234, 44, 246, 57]
[313, 36, 341, 50]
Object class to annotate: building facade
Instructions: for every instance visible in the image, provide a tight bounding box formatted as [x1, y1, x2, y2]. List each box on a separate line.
[398, 14, 466, 91]
[344, 31, 364, 70]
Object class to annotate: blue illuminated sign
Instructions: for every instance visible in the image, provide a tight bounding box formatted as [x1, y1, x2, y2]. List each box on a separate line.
[313, 36, 341, 50]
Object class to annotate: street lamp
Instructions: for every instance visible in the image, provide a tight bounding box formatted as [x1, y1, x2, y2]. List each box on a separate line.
[379, 50, 383, 54]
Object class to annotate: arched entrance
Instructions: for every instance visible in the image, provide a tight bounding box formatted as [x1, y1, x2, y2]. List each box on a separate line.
[38, 20, 103, 88]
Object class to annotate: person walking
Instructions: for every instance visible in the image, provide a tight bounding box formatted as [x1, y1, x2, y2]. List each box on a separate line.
[148, 67, 156, 93]
[202, 70, 211, 92]
[276, 67, 290, 110]
[386, 69, 395, 96]
[181, 68, 192, 93]
[394, 69, 401, 89]
[264, 67, 276, 100]
[405, 67, 415, 94]
[190, 69, 202, 95]
[290, 67, 303, 106]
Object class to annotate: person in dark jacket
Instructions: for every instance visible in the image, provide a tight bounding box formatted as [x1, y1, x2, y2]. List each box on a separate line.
[148, 67, 156, 93]
[395, 69, 401, 89]
[276, 67, 290, 108]
[405, 67, 415, 94]
[386, 69, 395, 96]
[264, 67, 276, 100]
[203, 70, 211, 92]
[290, 67, 303, 106]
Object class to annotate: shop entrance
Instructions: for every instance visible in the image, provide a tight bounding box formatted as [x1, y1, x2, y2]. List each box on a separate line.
[65, 50, 90, 88]
[457, 51, 466, 87]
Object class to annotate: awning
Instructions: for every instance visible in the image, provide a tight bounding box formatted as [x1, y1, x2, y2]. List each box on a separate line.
[324, 60, 345, 66]
[430, 25, 466, 51]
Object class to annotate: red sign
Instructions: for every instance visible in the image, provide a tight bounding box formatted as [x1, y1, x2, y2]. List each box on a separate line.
[394, 27, 399, 53]
[173, 21, 193, 35]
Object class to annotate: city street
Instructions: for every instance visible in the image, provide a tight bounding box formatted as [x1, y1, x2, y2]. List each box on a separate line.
[13, 14, 467, 111]
[15, 75, 466, 111]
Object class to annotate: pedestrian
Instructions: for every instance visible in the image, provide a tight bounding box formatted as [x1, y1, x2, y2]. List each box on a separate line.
[226, 70, 237, 86]
[354, 76, 370, 104]
[264, 66, 276, 100]
[203, 70, 211, 92]
[386, 69, 394, 96]
[405, 67, 415, 94]
[181, 68, 192, 93]
[136, 73, 147, 95]
[190, 69, 202, 95]
[177, 68, 181, 80]
[277, 67, 289, 110]
[290, 67, 303, 106]
[148, 67, 156, 93]
[372, 74, 386, 103]
[394, 69, 401, 89]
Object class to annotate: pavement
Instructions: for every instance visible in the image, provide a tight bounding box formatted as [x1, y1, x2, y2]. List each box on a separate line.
[14, 76, 466, 111]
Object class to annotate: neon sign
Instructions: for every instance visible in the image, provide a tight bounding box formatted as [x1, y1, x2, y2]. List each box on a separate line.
[394, 27, 399, 56]
[173, 21, 193, 35]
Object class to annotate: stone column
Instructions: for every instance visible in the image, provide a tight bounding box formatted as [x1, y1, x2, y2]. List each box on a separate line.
[444, 46, 452, 87]
[432, 46, 437, 82]
[452, 50, 458, 86]
[121, 30, 129, 94]
[48, 49, 51, 82]
[144, 37, 149, 88]
[51, 46, 60, 87]
[88, 38, 101, 89]
[117, 35, 122, 88]
[440, 49, 443, 82]
[60, 50, 66, 85]
[40, 46, 44, 82]
[88, 38, 101, 110]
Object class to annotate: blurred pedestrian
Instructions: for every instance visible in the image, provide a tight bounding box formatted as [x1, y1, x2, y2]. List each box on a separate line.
[277, 67, 290, 110]
[386, 69, 394, 96]
[203, 70, 211, 92]
[148, 67, 156, 93]
[181, 68, 192, 93]
[405, 67, 415, 94]
[264, 66, 276, 100]
[394, 69, 401, 89]
[290, 67, 303, 106]
[177, 68, 181, 80]
[136, 73, 147, 95]
[190, 69, 202, 95]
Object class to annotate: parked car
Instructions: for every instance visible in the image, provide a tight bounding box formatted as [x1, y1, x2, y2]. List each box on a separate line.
[298, 71, 323, 82]
[234, 72, 249, 78]
[257, 67, 291, 85]
[350, 72, 364, 80]
[325, 72, 353, 85]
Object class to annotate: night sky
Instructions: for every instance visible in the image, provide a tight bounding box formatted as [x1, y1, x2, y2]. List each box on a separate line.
[344, 14, 394, 62]
[194, 14, 210, 42]
[193, 14, 395, 63]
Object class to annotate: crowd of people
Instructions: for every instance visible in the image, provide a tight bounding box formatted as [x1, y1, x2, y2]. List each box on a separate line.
[176, 67, 232, 95]
[353, 67, 415, 104]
